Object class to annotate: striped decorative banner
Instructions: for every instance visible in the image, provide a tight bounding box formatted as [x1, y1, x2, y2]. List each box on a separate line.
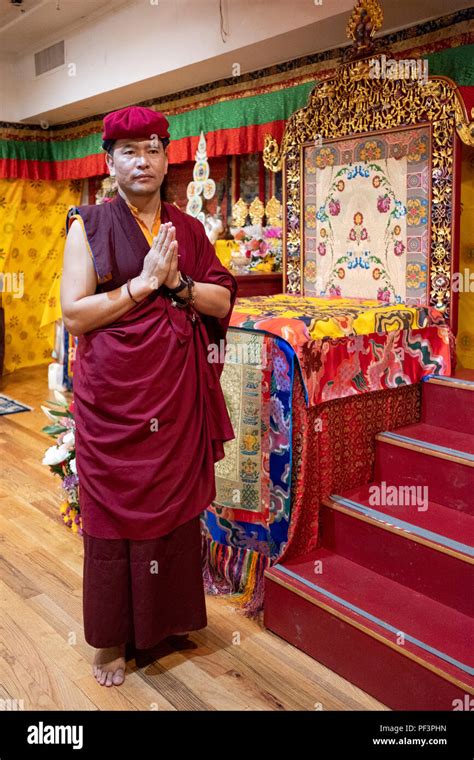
[0, 9, 473, 179]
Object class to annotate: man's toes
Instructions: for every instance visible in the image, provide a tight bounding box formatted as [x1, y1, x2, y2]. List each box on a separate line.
[112, 668, 125, 686]
[99, 670, 108, 686]
[105, 670, 114, 687]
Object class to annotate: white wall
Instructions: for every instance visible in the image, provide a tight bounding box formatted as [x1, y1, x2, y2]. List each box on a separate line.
[0, 60, 16, 122]
[9, 0, 355, 124]
[3, 0, 470, 125]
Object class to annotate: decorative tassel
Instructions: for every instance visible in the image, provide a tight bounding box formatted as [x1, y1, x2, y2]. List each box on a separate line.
[201, 534, 271, 617]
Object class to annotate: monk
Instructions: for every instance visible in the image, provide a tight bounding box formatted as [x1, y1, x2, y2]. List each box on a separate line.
[60, 105, 238, 687]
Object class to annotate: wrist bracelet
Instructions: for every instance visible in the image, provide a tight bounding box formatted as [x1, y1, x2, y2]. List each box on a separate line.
[126, 278, 140, 305]
[166, 272, 188, 295]
[185, 274, 195, 306]
[167, 273, 196, 310]
[170, 294, 188, 308]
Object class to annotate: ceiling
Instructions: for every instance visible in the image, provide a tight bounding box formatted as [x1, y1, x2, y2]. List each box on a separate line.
[0, 0, 132, 57]
[1, 0, 471, 125]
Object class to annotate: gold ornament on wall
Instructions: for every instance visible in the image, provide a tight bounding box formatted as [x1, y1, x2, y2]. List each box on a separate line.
[231, 198, 249, 227]
[454, 100, 474, 147]
[265, 196, 282, 226]
[248, 197, 265, 226]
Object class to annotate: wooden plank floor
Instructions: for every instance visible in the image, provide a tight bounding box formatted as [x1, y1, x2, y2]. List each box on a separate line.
[0, 365, 387, 711]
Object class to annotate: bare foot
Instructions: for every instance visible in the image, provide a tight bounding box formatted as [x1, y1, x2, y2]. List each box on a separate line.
[93, 644, 126, 687]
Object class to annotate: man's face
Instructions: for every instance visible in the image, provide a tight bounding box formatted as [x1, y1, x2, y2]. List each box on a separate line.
[105, 138, 168, 196]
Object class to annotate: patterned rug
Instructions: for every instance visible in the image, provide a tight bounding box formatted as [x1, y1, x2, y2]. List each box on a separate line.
[0, 395, 32, 415]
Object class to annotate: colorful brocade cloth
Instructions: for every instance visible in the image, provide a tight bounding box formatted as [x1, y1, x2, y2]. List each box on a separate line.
[229, 295, 452, 405]
[204, 295, 439, 611]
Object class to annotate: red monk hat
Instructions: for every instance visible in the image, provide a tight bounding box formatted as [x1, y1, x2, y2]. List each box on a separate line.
[102, 105, 170, 151]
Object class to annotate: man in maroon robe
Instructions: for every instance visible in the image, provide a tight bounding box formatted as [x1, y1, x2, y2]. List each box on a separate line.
[60, 105, 238, 687]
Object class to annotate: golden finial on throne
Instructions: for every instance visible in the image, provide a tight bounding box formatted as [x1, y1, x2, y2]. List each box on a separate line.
[345, 0, 384, 61]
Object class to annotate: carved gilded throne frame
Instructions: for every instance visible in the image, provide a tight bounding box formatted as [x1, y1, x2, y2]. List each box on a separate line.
[263, 0, 474, 329]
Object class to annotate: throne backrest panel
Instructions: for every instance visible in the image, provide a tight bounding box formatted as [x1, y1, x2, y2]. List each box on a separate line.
[263, 2, 473, 327]
[302, 124, 431, 306]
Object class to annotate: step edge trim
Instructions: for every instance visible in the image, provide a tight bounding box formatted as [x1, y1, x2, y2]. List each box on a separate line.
[270, 564, 474, 676]
[376, 431, 474, 465]
[328, 495, 474, 559]
[265, 570, 474, 694]
[425, 376, 474, 390]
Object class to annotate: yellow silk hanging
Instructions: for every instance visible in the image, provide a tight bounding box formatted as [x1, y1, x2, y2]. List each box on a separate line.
[0, 178, 82, 373]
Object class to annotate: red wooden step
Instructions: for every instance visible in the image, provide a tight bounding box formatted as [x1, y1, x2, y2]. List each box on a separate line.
[422, 376, 474, 434]
[322, 487, 474, 615]
[265, 549, 474, 710]
[381, 422, 474, 455]
[375, 424, 474, 515]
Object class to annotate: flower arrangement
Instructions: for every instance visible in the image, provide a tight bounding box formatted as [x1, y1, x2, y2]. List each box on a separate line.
[41, 391, 82, 535]
[232, 227, 282, 272]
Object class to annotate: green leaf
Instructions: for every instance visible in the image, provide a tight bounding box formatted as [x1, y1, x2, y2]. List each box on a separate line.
[42, 424, 68, 436]
[49, 464, 65, 476]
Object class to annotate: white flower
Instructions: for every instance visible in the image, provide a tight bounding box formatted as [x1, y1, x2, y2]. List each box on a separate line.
[41, 405, 57, 421]
[53, 390, 69, 407]
[62, 430, 75, 450]
[69, 457, 77, 475]
[42, 444, 70, 466]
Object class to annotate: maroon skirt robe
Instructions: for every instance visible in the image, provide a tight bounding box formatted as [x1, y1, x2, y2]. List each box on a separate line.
[82, 514, 208, 650]
[67, 193, 238, 649]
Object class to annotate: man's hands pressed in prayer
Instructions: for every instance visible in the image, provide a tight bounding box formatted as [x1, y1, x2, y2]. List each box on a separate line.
[138, 221, 231, 317]
[61, 219, 231, 337]
[139, 221, 180, 291]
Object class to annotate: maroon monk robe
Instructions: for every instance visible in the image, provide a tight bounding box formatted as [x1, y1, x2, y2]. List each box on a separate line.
[82, 514, 208, 650]
[67, 193, 238, 542]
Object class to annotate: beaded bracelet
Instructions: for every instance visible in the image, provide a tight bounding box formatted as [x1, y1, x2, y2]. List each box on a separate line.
[168, 274, 195, 308]
[126, 278, 140, 305]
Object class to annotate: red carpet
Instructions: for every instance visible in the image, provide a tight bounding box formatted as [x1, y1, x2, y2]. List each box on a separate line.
[264, 376, 474, 709]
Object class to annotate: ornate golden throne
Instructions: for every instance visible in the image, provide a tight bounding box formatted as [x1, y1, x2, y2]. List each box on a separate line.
[263, 0, 474, 332]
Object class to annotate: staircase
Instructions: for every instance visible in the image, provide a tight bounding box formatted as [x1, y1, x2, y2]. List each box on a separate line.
[264, 374, 474, 710]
